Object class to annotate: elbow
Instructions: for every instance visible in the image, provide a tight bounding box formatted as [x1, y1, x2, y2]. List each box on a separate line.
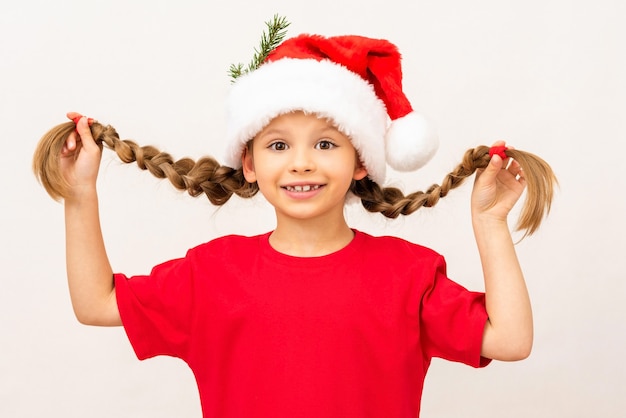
[501, 338, 533, 361]
[511, 331, 534, 361]
[482, 325, 533, 361]
[72, 303, 117, 327]
[520, 338, 533, 360]
[70, 288, 119, 326]
[73, 309, 100, 326]
[71, 300, 95, 325]
[74, 311, 116, 327]
[509, 342, 532, 361]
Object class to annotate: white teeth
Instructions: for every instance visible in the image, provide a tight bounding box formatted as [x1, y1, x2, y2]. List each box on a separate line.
[286, 185, 320, 192]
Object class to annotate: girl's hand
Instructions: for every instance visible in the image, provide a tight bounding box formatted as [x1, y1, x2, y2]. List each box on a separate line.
[60, 112, 102, 199]
[471, 141, 526, 225]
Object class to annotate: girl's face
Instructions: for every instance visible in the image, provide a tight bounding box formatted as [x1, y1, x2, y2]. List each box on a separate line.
[242, 111, 367, 224]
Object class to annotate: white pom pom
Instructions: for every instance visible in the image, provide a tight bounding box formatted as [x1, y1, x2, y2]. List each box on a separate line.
[385, 112, 439, 171]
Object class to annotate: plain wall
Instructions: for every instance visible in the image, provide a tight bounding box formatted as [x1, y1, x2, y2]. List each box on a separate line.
[1, 0, 624, 416]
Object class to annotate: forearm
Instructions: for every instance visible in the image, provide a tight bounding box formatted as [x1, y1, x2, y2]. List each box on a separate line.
[474, 217, 533, 361]
[64, 188, 120, 326]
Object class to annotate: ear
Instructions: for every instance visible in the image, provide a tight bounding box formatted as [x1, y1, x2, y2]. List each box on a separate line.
[242, 146, 257, 183]
[353, 159, 368, 181]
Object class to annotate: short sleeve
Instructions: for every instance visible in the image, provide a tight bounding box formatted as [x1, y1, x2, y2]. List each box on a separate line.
[115, 253, 196, 362]
[419, 255, 491, 368]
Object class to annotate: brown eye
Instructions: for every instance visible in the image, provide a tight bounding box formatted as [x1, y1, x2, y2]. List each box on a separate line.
[316, 140, 336, 150]
[269, 141, 287, 151]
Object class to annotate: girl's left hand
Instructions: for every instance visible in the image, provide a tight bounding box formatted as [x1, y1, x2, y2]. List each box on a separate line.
[471, 141, 526, 224]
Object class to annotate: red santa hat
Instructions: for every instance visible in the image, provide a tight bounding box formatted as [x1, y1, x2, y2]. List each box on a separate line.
[225, 34, 438, 184]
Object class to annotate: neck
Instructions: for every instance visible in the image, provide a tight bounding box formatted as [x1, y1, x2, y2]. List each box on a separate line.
[270, 215, 354, 257]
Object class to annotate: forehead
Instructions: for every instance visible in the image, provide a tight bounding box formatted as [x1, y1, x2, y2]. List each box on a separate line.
[266, 111, 338, 129]
[255, 111, 349, 138]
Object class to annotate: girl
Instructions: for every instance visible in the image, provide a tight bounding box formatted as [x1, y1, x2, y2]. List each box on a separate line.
[33, 21, 556, 418]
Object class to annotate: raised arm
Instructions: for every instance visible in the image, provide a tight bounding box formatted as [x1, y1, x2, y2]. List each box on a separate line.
[62, 113, 121, 326]
[473, 142, 532, 361]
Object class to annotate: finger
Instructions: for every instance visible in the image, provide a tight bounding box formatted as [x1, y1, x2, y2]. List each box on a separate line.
[62, 136, 74, 154]
[500, 160, 526, 188]
[513, 165, 525, 183]
[478, 152, 505, 183]
[67, 112, 95, 126]
[506, 159, 522, 175]
[75, 117, 98, 150]
[61, 129, 80, 154]
[66, 111, 83, 121]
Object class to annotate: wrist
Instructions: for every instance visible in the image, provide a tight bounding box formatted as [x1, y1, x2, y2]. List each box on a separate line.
[471, 213, 509, 231]
[64, 185, 99, 205]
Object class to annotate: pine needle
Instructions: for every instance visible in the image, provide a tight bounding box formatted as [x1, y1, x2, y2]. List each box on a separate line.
[228, 14, 291, 82]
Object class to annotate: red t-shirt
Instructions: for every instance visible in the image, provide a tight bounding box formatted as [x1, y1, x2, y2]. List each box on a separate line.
[115, 230, 489, 417]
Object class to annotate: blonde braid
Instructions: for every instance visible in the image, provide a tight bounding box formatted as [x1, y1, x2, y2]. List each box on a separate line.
[352, 145, 556, 237]
[32, 121, 258, 204]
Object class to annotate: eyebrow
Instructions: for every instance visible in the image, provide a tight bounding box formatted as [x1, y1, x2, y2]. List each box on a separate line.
[258, 128, 289, 138]
[319, 126, 342, 135]
[259, 125, 342, 139]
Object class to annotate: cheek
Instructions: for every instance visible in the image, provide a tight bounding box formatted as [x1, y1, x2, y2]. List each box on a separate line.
[327, 152, 362, 178]
[247, 157, 278, 189]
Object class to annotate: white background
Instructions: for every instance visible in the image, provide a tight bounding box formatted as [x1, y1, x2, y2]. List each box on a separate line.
[1, 0, 624, 416]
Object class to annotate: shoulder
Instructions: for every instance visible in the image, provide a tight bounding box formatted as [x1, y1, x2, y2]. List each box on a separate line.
[352, 230, 446, 274]
[350, 231, 448, 289]
[355, 230, 442, 260]
[186, 232, 269, 259]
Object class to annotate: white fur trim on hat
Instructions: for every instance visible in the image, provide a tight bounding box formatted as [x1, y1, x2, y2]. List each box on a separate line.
[385, 111, 438, 171]
[225, 58, 389, 184]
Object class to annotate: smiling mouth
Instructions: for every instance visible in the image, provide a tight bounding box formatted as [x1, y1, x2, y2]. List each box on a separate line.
[283, 185, 322, 192]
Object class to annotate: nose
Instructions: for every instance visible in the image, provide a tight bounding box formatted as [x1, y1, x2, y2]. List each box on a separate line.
[289, 147, 316, 173]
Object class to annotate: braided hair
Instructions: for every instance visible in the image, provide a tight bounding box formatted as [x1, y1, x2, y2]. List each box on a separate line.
[33, 120, 557, 236]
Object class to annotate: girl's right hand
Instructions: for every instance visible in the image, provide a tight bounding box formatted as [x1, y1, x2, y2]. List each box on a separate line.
[61, 112, 102, 199]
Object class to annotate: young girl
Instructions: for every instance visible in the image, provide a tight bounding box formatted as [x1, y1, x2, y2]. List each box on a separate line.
[33, 20, 556, 418]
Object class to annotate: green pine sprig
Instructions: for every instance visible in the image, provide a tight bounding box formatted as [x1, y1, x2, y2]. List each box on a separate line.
[228, 14, 291, 82]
